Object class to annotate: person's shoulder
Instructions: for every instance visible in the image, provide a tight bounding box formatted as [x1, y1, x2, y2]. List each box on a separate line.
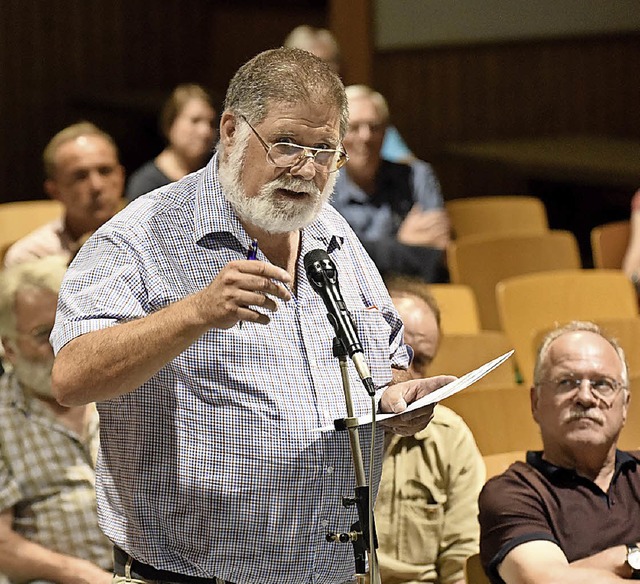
[3, 218, 66, 267]
[126, 160, 171, 201]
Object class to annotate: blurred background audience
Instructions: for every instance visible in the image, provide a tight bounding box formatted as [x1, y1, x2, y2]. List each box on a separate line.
[0, 256, 112, 583]
[332, 85, 450, 281]
[376, 275, 484, 584]
[3, 122, 125, 267]
[284, 24, 415, 165]
[126, 83, 217, 201]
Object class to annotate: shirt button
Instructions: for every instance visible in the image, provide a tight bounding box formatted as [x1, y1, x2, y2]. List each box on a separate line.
[326, 466, 334, 474]
[321, 519, 329, 527]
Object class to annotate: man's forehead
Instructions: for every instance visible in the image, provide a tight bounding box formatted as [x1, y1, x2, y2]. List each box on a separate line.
[546, 331, 621, 371]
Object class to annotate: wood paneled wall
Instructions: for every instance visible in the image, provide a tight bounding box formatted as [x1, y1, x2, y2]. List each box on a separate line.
[0, 0, 326, 204]
[1, 1, 639, 206]
[372, 34, 640, 198]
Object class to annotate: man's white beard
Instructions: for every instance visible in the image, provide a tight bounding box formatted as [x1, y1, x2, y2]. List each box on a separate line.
[12, 354, 54, 398]
[218, 124, 337, 234]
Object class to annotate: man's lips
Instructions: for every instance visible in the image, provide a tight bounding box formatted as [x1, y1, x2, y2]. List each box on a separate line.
[275, 188, 311, 198]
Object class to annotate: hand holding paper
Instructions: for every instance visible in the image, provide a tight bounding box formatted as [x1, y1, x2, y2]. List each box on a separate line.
[318, 350, 514, 432]
[378, 374, 456, 436]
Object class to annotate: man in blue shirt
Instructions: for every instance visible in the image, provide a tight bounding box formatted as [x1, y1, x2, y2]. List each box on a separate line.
[51, 48, 451, 584]
[332, 85, 450, 281]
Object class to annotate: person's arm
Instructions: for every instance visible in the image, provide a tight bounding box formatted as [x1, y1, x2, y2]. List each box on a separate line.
[396, 206, 450, 248]
[436, 417, 485, 584]
[498, 540, 630, 583]
[396, 160, 450, 249]
[52, 259, 292, 406]
[0, 508, 111, 584]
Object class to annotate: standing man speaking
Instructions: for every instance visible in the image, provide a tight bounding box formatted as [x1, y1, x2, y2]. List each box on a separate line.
[51, 48, 449, 584]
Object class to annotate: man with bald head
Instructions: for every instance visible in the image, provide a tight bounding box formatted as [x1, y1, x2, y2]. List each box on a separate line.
[479, 321, 640, 583]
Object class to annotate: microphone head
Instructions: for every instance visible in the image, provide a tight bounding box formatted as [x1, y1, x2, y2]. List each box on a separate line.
[304, 249, 337, 288]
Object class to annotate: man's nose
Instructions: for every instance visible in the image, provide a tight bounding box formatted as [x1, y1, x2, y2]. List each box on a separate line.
[289, 155, 317, 180]
[575, 379, 598, 404]
[88, 170, 105, 192]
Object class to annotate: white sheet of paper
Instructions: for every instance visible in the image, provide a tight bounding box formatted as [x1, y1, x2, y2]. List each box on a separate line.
[317, 349, 514, 432]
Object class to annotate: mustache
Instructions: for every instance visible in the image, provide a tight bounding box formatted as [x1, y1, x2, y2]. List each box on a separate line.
[267, 176, 322, 197]
[566, 408, 604, 424]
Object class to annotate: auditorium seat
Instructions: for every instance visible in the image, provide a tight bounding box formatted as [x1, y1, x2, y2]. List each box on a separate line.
[496, 269, 638, 386]
[428, 283, 482, 334]
[429, 330, 518, 388]
[442, 384, 541, 456]
[591, 220, 630, 269]
[445, 195, 548, 240]
[447, 230, 581, 330]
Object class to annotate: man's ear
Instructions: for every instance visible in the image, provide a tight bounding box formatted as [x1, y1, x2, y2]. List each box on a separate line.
[219, 112, 237, 149]
[1, 337, 17, 367]
[44, 178, 62, 202]
[530, 384, 540, 424]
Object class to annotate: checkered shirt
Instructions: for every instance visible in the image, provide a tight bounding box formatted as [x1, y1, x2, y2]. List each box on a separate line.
[0, 373, 113, 572]
[51, 154, 410, 584]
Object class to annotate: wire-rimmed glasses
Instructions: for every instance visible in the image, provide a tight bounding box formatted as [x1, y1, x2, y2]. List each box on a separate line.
[240, 115, 348, 173]
[538, 375, 626, 406]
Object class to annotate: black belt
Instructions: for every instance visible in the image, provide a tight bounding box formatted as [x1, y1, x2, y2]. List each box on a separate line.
[113, 546, 234, 584]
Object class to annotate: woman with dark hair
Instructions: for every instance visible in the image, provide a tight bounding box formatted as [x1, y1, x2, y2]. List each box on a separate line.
[126, 83, 217, 201]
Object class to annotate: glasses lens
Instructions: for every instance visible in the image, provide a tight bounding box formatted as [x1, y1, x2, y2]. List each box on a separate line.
[269, 143, 343, 172]
[591, 378, 617, 397]
[269, 143, 304, 167]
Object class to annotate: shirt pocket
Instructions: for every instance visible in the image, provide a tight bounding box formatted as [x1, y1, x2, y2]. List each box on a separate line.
[397, 480, 444, 566]
[350, 308, 393, 389]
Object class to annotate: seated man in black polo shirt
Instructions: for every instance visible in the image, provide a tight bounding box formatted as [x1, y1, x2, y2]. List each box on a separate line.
[479, 320, 640, 583]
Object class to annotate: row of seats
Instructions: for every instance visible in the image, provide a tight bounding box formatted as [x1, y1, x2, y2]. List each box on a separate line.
[427, 275, 639, 382]
[445, 195, 629, 271]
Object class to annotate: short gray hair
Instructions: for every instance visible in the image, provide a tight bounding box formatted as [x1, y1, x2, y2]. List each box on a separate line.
[345, 84, 390, 123]
[223, 47, 348, 139]
[0, 255, 67, 338]
[533, 320, 629, 389]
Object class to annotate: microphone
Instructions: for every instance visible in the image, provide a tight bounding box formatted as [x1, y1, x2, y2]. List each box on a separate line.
[304, 249, 376, 396]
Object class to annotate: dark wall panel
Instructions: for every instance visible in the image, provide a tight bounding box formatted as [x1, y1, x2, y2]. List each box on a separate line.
[0, 0, 326, 203]
[373, 34, 640, 198]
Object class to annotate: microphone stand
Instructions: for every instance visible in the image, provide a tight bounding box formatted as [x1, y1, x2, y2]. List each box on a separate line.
[326, 337, 380, 584]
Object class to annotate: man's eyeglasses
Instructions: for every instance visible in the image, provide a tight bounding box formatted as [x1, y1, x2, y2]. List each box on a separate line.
[539, 375, 626, 404]
[240, 115, 348, 173]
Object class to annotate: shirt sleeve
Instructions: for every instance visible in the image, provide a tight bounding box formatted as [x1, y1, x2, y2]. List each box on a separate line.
[0, 453, 22, 514]
[409, 160, 444, 212]
[478, 465, 559, 582]
[50, 228, 151, 353]
[436, 411, 485, 584]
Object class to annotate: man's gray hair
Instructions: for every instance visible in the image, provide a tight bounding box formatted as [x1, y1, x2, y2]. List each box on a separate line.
[222, 47, 348, 139]
[533, 320, 629, 388]
[0, 255, 67, 338]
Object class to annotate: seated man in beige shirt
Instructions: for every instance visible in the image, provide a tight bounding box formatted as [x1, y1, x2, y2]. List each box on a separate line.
[4, 121, 125, 267]
[376, 276, 485, 584]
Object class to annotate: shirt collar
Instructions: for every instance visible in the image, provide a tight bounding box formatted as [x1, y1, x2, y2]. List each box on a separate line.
[527, 449, 638, 481]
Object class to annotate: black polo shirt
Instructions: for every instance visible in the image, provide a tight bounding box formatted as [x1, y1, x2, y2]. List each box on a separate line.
[479, 450, 640, 584]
